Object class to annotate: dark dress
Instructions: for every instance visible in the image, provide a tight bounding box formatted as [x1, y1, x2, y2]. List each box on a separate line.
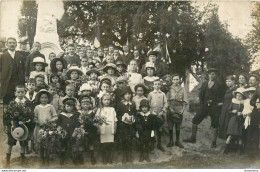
[244, 86, 260, 157]
[226, 99, 244, 136]
[115, 101, 136, 151]
[218, 86, 237, 139]
[135, 112, 156, 152]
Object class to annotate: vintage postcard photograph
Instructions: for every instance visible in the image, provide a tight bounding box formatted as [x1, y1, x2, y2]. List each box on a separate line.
[0, 0, 259, 170]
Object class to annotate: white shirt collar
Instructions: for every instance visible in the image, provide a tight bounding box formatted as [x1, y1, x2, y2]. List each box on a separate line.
[15, 98, 26, 104]
[8, 49, 16, 59]
[61, 112, 74, 118]
[140, 111, 150, 117]
[25, 92, 37, 101]
[153, 90, 162, 93]
[122, 100, 133, 105]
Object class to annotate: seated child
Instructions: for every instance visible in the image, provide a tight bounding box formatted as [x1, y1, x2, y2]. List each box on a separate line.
[3, 85, 34, 165]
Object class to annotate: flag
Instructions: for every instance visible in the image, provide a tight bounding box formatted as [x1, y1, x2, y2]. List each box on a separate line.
[166, 43, 171, 64]
[126, 38, 129, 46]
[94, 37, 101, 48]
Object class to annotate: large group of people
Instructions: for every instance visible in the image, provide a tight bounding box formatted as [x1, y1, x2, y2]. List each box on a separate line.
[1, 37, 260, 166]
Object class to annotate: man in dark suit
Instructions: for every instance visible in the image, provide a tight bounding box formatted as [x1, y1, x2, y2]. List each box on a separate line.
[0, 37, 26, 104]
[122, 45, 134, 65]
[183, 68, 224, 148]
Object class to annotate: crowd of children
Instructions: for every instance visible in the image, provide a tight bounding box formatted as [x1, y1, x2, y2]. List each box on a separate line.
[2, 41, 260, 166]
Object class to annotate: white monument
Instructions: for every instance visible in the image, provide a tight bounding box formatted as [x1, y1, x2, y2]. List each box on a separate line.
[34, 0, 64, 65]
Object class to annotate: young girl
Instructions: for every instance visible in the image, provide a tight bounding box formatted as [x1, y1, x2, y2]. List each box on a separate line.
[49, 73, 65, 97]
[86, 68, 101, 96]
[101, 63, 118, 86]
[116, 87, 136, 164]
[50, 58, 67, 78]
[219, 75, 237, 140]
[116, 60, 127, 77]
[224, 88, 246, 154]
[143, 62, 159, 93]
[126, 59, 143, 92]
[30, 57, 48, 84]
[79, 83, 96, 109]
[133, 84, 147, 111]
[56, 97, 81, 165]
[97, 78, 112, 100]
[33, 89, 57, 162]
[95, 93, 117, 164]
[65, 66, 83, 98]
[78, 95, 98, 165]
[135, 99, 155, 162]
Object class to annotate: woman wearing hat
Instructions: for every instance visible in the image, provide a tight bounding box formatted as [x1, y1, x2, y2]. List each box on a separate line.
[56, 97, 81, 165]
[29, 57, 48, 84]
[86, 68, 101, 95]
[116, 60, 127, 77]
[101, 63, 118, 86]
[224, 88, 247, 154]
[33, 90, 57, 155]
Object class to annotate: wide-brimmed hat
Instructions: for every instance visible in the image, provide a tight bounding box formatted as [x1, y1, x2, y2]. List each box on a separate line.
[11, 124, 29, 141]
[244, 87, 256, 92]
[80, 83, 92, 92]
[207, 68, 218, 74]
[50, 58, 67, 71]
[86, 68, 101, 76]
[233, 87, 247, 98]
[148, 51, 159, 57]
[100, 77, 112, 86]
[116, 76, 128, 84]
[35, 89, 53, 103]
[66, 66, 83, 78]
[31, 57, 48, 67]
[145, 62, 156, 71]
[103, 63, 118, 73]
[63, 97, 77, 105]
[116, 60, 127, 68]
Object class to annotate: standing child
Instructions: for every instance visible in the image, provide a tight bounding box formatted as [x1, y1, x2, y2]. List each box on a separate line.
[113, 76, 128, 104]
[29, 57, 48, 84]
[86, 68, 101, 96]
[3, 85, 34, 165]
[25, 79, 38, 153]
[25, 42, 45, 80]
[35, 74, 49, 92]
[48, 83, 63, 114]
[80, 57, 89, 76]
[63, 44, 81, 67]
[143, 62, 159, 93]
[147, 79, 168, 152]
[135, 99, 156, 162]
[95, 93, 117, 164]
[133, 84, 147, 111]
[65, 66, 83, 98]
[50, 74, 65, 97]
[78, 95, 98, 165]
[126, 59, 143, 92]
[224, 88, 246, 154]
[56, 97, 81, 165]
[79, 83, 96, 109]
[116, 87, 136, 164]
[33, 89, 57, 163]
[166, 74, 187, 148]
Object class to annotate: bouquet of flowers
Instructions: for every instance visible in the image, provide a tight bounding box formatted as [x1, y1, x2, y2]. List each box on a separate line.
[93, 115, 109, 126]
[72, 127, 86, 139]
[122, 113, 135, 124]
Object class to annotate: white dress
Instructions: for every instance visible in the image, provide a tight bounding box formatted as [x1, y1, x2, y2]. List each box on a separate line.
[127, 72, 143, 92]
[95, 107, 117, 143]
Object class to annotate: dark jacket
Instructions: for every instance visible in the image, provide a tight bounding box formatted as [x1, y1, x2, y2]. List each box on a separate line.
[0, 50, 26, 98]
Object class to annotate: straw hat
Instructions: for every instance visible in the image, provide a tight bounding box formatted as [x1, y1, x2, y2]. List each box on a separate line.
[31, 57, 48, 67]
[11, 124, 29, 141]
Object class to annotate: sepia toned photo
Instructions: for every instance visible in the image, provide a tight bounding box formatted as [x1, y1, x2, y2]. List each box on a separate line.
[0, 0, 259, 170]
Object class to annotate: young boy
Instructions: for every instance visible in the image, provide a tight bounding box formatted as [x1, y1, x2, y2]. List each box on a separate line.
[25, 42, 45, 80]
[48, 83, 63, 114]
[80, 57, 89, 75]
[25, 78, 38, 153]
[3, 85, 34, 165]
[61, 84, 79, 110]
[35, 74, 48, 92]
[147, 79, 168, 152]
[63, 44, 81, 67]
[166, 74, 187, 148]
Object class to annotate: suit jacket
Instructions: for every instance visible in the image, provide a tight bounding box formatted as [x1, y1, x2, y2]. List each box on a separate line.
[0, 50, 26, 98]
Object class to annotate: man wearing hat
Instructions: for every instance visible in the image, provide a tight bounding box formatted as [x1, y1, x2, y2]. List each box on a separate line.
[141, 51, 164, 77]
[1, 37, 27, 104]
[116, 60, 127, 76]
[183, 68, 225, 148]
